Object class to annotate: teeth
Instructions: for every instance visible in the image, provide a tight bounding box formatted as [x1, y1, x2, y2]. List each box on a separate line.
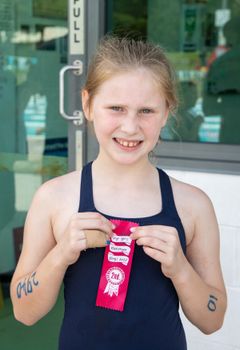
[116, 139, 140, 148]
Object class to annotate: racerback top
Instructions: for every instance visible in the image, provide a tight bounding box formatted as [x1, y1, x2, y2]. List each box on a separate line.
[59, 162, 187, 350]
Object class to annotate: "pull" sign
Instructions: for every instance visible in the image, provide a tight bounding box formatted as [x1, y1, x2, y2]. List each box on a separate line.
[69, 0, 84, 55]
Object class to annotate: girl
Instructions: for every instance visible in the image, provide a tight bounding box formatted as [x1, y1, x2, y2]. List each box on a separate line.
[11, 36, 227, 350]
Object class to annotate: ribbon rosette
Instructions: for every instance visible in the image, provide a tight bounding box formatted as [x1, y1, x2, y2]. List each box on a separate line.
[104, 267, 125, 297]
[96, 219, 138, 312]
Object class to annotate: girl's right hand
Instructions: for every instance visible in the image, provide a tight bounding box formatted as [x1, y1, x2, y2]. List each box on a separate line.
[56, 212, 113, 267]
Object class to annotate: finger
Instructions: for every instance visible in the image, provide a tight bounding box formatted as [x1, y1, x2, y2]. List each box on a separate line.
[75, 212, 108, 220]
[136, 237, 167, 252]
[143, 246, 166, 263]
[131, 229, 168, 243]
[84, 229, 109, 248]
[131, 226, 178, 242]
[71, 216, 113, 236]
[130, 225, 176, 235]
[73, 212, 114, 229]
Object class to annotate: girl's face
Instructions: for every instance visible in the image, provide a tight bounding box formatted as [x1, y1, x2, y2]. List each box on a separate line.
[82, 68, 169, 166]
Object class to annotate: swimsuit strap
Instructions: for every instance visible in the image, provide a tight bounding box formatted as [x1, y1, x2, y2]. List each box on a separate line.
[157, 168, 180, 219]
[78, 162, 94, 212]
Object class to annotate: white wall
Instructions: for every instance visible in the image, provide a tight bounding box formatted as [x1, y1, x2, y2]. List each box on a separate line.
[166, 169, 240, 350]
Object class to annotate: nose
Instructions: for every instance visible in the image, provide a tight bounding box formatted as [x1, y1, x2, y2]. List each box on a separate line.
[120, 113, 139, 135]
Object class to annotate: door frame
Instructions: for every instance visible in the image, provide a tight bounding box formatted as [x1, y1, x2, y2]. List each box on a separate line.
[60, 0, 106, 171]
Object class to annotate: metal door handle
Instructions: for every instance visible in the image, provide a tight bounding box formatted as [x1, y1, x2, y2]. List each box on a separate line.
[59, 60, 83, 122]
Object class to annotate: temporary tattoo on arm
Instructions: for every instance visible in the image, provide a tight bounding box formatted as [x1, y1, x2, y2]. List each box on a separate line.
[207, 294, 218, 312]
[16, 272, 39, 299]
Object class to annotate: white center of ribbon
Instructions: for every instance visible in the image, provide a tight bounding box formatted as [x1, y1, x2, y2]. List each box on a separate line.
[109, 242, 131, 256]
[108, 252, 129, 266]
[111, 235, 132, 246]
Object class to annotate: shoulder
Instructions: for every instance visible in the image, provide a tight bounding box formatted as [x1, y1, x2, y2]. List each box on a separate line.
[26, 170, 83, 241]
[40, 170, 81, 194]
[168, 175, 216, 244]
[30, 170, 82, 216]
[170, 175, 213, 211]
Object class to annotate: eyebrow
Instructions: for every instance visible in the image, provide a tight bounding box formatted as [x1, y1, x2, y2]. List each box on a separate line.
[105, 103, 160, 109]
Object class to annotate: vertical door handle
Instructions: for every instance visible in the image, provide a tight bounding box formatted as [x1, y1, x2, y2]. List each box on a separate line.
[59, 60, 83, 122]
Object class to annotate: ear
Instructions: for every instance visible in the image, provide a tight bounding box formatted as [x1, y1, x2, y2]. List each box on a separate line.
[81, 89, 92, 121]
[161, 107, 169, 128]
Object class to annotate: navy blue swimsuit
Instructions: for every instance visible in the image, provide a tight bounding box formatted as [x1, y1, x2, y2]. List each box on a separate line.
[59, 162, 187, 350]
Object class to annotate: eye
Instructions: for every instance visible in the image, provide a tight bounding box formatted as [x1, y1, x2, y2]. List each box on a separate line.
[140, 108, 154, 114]
[110, 106, 123, 112]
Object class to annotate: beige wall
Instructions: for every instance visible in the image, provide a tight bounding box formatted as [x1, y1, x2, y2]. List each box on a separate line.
[166, 169, 240, 350]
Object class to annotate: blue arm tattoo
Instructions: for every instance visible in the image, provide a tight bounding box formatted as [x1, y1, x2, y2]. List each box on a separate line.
[207, 294, 218, 312]
[16, 272, 39, 299]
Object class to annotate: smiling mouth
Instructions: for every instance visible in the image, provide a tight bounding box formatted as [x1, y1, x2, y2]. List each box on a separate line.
[114, 138, 143, 148]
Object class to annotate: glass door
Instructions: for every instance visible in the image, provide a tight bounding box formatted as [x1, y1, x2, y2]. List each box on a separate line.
[65, 0, 105, 171]
[0, 0, 68, 273]
[0, 1, 104, 348]
[0, 1, 68, 347]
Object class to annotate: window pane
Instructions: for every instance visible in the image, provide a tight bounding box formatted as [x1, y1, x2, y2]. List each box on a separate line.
[0, 0, 68, 272]
[106, 0, 240, 145]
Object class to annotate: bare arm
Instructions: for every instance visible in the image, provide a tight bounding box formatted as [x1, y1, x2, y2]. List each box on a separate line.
[130, 187, 227, 334]
[172, 190, 227, 333]
[10, 182, 67, 325]
[10, 179, 113, 326]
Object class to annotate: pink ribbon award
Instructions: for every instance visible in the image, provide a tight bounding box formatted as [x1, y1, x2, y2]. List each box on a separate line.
[96, 219, 139, 312]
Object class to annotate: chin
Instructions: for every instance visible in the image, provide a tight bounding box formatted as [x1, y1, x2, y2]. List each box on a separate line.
[109, 154, 147, 166]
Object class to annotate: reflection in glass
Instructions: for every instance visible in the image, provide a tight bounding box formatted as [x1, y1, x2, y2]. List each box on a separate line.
[0, 0, 68, 281]
[23, 93, 47, 160]
[107, 0, 240, 145]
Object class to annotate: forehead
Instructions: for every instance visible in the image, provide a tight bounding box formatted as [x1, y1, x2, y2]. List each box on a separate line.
[95, 68, 166, 103]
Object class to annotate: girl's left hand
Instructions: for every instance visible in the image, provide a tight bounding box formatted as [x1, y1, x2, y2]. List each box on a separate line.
[130, 225, 187, 280]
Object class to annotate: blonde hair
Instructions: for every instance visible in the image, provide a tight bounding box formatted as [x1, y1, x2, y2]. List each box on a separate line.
[83, 35, 178, 115]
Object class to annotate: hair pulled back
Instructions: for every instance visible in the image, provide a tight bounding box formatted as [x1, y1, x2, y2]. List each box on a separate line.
[83, 35, 178, 115]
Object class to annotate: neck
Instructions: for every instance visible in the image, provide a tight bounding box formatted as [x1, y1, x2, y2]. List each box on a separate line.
[93, 153, 155, 186]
